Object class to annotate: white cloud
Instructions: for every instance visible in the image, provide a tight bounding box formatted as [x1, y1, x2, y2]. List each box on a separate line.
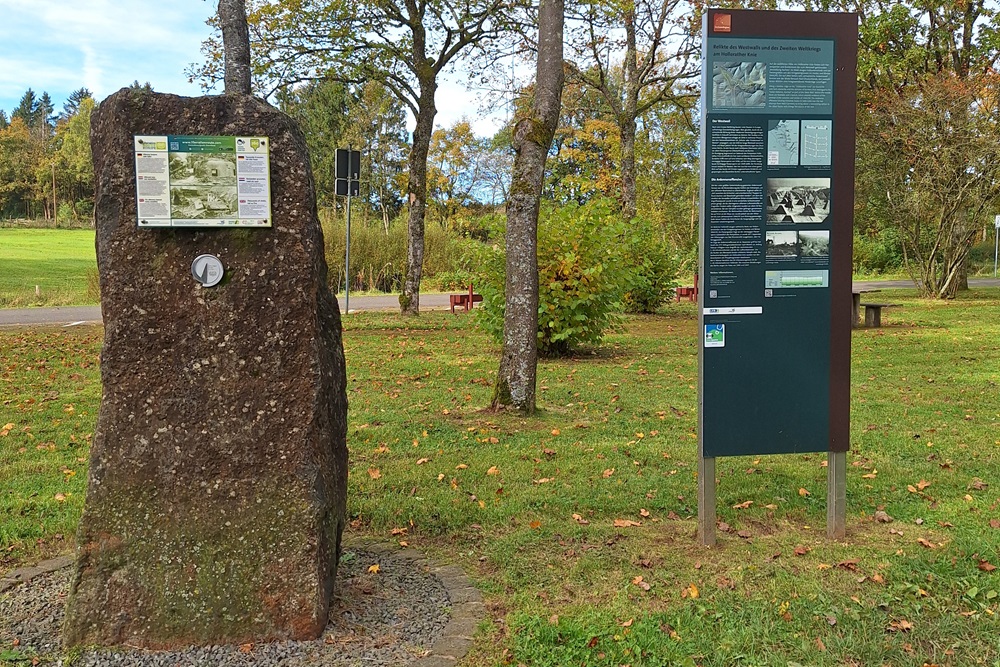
[0, 0, 213, 111]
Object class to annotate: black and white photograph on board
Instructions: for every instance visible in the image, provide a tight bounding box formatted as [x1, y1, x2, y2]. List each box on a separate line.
[766, 178, 830, 223]
[798, 230, 830, 257]
[765, 230, 799, 257]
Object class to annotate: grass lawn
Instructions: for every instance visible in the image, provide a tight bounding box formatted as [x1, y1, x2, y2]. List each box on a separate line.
[0, 229, 98, 308]
[2, 291, 999, 666]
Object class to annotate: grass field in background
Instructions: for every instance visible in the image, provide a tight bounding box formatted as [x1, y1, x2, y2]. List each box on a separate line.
[2, 292, 999, 666]
[0, 229, 98, 308]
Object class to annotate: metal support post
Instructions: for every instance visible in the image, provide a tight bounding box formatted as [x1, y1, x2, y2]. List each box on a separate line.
[698, 455, 717, 546]
[827, 450, 846, 539]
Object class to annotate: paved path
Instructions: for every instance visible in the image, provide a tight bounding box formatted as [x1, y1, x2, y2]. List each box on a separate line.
[3, 279, 999, 327]
[0, 293, 456, 327]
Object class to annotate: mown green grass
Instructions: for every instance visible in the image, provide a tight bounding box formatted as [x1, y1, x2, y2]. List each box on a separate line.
[0, 229, 98, 307]
[1, 291, 999, 666]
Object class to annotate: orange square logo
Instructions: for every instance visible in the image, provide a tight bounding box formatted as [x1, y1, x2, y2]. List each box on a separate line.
[713, 13, 731, 33]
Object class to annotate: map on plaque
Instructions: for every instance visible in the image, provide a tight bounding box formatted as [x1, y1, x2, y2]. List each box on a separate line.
[134, 135, 272, 228]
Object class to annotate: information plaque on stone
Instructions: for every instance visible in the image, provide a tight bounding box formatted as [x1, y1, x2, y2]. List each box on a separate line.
[134, 135, 272, 228]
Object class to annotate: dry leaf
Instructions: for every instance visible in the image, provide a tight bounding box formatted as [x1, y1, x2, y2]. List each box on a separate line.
[551, 429, 561, 436]
[416, 458, 430, 465]
[533, 478, 553, 484]
[390, 527, 408, 536]
[817, 563, 832, 570]
[486, 466, 500, 476]
[872, 573, 885, 583]
[367, 467, 382, 479]
[572, 513, 590, 525]
[799, 488, 811, 497]
[621, 618, 634, 627]
[917, 537, 935, 549]
[732, 500, 753, 509]
[978, 560, 997, 572]
[529, 520, 542, 530]
[888, 619, 913, 632]
[990, 519, 1000, 529]
[836, 559, 859, 571]
[907, 485, 918, 493]
[640, 508, 651, 518]
[548, 614, 559, 625]
[455, 464, 468, 470]
[239, 643, 254, 654]
[916, 479, 931, 491]
[683, 583, 699, 599]
[874, 510, 894, 523]
[368, 564, 381, 574]
[54, 493, 66, 502]
[613, 519, 642, 528]
[632, 576, 651, 591]
[602, 468, 615, 478]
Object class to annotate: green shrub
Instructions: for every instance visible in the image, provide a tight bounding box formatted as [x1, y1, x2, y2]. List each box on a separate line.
[474, 199, 631, 356]
[620, 217, 679, 313]
[853, 227, 905, 275]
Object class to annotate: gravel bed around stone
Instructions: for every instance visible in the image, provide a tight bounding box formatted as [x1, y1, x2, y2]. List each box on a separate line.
[1, 546, 454, 666]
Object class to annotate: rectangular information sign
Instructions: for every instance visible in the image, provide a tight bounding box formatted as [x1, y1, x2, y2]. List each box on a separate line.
[698, 10, 856, 457]
[134, 135, 272, 228]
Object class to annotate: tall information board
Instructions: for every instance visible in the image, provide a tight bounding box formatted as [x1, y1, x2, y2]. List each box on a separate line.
[698, 9, 856, 543]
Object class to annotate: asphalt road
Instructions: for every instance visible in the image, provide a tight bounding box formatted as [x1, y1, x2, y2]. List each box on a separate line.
[0, 293, 455, 327]
[3, 279, 999, 327]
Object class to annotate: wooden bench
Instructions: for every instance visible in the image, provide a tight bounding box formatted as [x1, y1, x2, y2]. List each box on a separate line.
[449, 284, 483, 314]
[675, 273, 699, 303]
[859, 302, 899, 328]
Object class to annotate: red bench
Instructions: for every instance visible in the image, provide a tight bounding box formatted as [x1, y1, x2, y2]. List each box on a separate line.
[449, 284, 483, 314]
[675, 273, 699, 302]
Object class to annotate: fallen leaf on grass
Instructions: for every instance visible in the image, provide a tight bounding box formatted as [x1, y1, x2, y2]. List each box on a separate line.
[455, 464, 468, 470]
[486, 466, 500, 476]
[239, 643, 254, 654]
[917, 538, 935, 549]
[533, 478, 554, 484]
[862, 470, 878, 479]
[639, 508, 651, 518]
[836, 559, 859, 571]
[0, 423, 13, 437]
[602, 468, 615, 478]
[990, 519, 1000, 529]
[887, 619, 913, 633]
[732, 500, 753, 509]
[54, 493, 66, 502]
[390, 527, 407, 536]
[632, 576, 651, 591]
[794, 545, 810, 556]
[968, 478, 988, 491]
[799, 488, 811, 497]
[614, 519, 642, 528]
[367, 467, 382, 479]
[621, 618, 634, 627]
[874, 510, 894, 523]
[529, 520, 542, 530]
[681, 583, 699, 599]
[572, 513, 590, 525]
[368, 564, 381, 574]
[817, 563, 832, 570]
[549, 614, 559, 625]
[872, 573, 885, 584]
[551, 429, 561, 436]
[737, 529, 752, 539]
[416, 458, 430, 465]
[978, 560, 997, 572]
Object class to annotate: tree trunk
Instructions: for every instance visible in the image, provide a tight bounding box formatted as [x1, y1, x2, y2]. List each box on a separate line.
[400, 85, 437, 315]
[219, 0, 252, 95]
[492, 0, 564, 413]
[620, 117, 637, 220]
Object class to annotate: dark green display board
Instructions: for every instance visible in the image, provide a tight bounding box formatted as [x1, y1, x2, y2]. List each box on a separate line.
[698, 9, 856, 457]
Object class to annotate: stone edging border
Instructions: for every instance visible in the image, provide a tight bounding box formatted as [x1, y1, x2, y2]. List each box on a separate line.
[352, 540, 484, 667]
[1, 543, 483, 667]
[0, 554, 74, 594]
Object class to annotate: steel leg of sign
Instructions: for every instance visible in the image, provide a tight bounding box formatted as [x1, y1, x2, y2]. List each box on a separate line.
[827, 450, 847, 539]
[697, 456, 717, 546]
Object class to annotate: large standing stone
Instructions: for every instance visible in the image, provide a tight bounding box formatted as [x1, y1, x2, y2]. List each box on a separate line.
[63, 90, 348, 648]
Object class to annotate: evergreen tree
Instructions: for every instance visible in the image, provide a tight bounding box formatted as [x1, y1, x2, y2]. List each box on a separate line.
[0, 110, 8, 130]
[59, 88, 94, 122]
[11, 89, 37, 126]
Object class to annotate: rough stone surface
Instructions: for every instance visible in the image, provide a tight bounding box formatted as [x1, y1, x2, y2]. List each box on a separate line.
[63, 89, 348, 649]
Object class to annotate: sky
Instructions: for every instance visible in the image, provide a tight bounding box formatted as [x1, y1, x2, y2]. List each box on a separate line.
[0, 0, 501, 134]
